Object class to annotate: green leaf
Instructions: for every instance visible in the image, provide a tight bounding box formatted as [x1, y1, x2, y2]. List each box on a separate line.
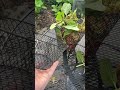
[55, 27, 62, 38]
[61, 3, 71, 15]
[52, 9, 58, 12]
[58, 21, 64, 26]
[35, 7, 41, 14]
[35, 0, 44, 14]
[64, 25, 79, 31]
[76, 51, 84, 64]
[63, 29, 73, 38]
[42, 6, 47, 9]
[65, 19, 77, 26]
[58, 4, 62, 11]
[35, 0, 43, 7]
[67, 0, 73, 4]
[50, 23, 57, 30]
[52, 5, 56, 8]
[56, 0, 62, 3]
[56, 12, 64, 21]
[99, 58, 117, 87]
[52, 5, 57, 12]
[67, 10, 78, 20]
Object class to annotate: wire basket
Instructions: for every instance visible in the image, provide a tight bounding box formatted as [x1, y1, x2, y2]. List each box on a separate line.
[35, 29, 67, 69]
[86, 12, 120, 89]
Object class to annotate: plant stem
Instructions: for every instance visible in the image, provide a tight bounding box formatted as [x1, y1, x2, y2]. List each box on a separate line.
[113, 81, 117, 90]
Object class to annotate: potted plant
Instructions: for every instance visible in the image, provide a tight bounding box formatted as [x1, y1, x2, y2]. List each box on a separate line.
[50, 2, 85, 52]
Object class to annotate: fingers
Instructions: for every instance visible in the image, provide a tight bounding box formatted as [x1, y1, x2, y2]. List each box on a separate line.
[47, 61, 59, 76]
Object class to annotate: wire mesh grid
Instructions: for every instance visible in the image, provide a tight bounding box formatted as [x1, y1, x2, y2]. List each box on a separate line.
[0, 16, 34, 90]
[35, 30, 67, 69]
[44, 51, 85, 90]
[67, 54, 85, 90]
[86, 13, 120, 89]
[0, 0, 34, 9]
[97, 19, 120, 66]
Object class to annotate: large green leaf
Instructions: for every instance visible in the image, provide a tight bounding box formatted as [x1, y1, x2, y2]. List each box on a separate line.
[35, 0, 43, 7]
[76, 51, 84, 64]
[65, 19, 77, 26]
[61, 3, 71, 15]
[56, 12, 64, 21]
[35, 7, 41, 14]
[64, 25, 79, 31]
[56, 0, 62, 3]
[35, 0, 43, 14]
[99, 58, 117, 87]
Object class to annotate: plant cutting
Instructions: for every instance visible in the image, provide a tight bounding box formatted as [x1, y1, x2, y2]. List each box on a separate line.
[50, 3, 85, 52]
[99, 58, 120, 90]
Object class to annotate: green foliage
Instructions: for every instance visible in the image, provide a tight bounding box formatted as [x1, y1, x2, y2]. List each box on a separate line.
[76, 51, 85, 67]
[61, 3, 71, 15]
[50, 0, 85, 45]
[50, 9, 81, 39]
[52, 5, 62, 14]
[99, 58, 117, 89]
[50, 2, 85, 39]
[64, 25, 79, 31]
[50, 9, 78, 29]
[35, 0, 43, 14]
[51, 0, 73, 15]
[35, 0, 47, 14]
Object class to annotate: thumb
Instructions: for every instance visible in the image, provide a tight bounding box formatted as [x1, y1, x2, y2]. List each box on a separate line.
[47, 61, 59, 76]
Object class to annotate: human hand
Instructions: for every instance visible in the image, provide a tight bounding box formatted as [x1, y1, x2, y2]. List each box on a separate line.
[35, 61, 59, 90]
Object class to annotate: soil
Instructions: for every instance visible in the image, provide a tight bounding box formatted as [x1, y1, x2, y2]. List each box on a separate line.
[35, 9, 55, 33]
[65, 32, 80, 52]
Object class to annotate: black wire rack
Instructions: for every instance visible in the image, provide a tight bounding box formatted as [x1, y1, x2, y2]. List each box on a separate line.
[86, 12, 120, 90]
[0, 0, 34, 9]
[0, 8, 35, 90]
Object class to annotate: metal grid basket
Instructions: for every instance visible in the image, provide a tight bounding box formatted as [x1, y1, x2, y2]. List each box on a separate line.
[35, 29, 66, 69]
[86, 13, 120, 89]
